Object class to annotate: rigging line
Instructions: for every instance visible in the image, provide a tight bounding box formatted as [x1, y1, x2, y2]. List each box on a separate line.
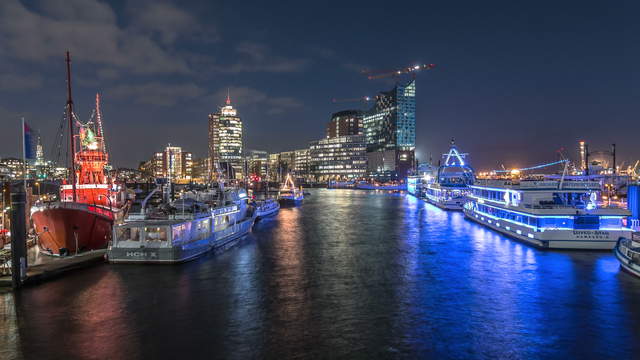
[53, 108, 67, 167]
[493, 159, 569, 173]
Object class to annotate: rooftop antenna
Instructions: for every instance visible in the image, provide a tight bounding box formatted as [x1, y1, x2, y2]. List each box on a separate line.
[226, 88, 231, 105]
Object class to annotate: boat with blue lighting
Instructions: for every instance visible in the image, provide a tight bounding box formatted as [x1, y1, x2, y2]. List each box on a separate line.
[463, 173, 632, 249]
[255, 198, 280, 220]
[107, 183, 256, 264]
[423, 140, 474, 210]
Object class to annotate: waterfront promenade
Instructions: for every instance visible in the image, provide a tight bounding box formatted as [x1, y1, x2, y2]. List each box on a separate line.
[2, 189, 640, 359]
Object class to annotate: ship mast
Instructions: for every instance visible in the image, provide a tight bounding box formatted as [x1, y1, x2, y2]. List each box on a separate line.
[95, 93, 106, 152]
[65, 51, 77, 202]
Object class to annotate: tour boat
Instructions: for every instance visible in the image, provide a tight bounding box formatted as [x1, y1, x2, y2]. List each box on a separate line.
[107, 184, 256, 264]
[464, 177, 632, 249]
[423, 140, 474, 210]
[279, 174, 304, 206]
[255, 198, 280, 220]
[31, 52, 128, 256]
[614, 232, 640, 278]
[407, 175, 424, 197]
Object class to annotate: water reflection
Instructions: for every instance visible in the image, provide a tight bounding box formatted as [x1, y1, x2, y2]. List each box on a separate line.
[1, 189, 640, 358]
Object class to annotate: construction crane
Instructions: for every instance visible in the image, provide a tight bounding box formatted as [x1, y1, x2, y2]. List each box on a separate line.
[331, 96, 375, 104]
[631, 160, 640, 176]
[556, 147, 567, 161]
[363, 63, 436, 80]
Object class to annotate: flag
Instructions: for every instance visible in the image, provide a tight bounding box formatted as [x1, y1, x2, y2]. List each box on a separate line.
[23, 120, 36, 160]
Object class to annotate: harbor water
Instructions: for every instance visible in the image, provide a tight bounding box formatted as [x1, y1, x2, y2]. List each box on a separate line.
[2, 189, 640, 359]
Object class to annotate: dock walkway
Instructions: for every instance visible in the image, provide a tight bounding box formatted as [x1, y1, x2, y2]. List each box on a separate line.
[0, 250, 106, 288]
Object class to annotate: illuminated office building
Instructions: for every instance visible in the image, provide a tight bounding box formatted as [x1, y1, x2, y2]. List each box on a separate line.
[208, 94, 244, 179]
[152, 144, 192, 182]
[363, 79, 416, 179]
[309, 135, 367, 181]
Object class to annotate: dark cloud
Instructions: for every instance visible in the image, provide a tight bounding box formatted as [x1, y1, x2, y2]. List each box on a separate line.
[211, 42, 309, 73]
[0, 73, 43, 91]
[209, 86, 303, 115]
[109, 82, 207, 106]
[0, 0, 190, 74]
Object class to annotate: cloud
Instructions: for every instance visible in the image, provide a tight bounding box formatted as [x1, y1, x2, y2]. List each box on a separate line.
[97, 68, 120, 80]
[0, 0, 189, 74]
[127, 1, 218, 45]
[212, 42, 309, 73]
[209, 86, 303, 115]
[0, 73, 43, 91]
[108, 82, 206, 106]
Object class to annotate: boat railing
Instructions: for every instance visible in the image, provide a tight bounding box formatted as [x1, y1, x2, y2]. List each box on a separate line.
[618, 238, 640, 263]
[523, 203, 627, 210]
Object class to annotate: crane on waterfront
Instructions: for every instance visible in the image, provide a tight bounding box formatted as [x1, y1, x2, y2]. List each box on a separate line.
[331, 96, 375, 104]
[362, 63, 436, 80]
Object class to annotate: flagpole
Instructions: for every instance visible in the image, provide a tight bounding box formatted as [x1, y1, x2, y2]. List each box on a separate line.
[21, 117, 27, 191]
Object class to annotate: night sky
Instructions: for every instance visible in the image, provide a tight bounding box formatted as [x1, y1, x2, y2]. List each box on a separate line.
[0, 0, 637, 170]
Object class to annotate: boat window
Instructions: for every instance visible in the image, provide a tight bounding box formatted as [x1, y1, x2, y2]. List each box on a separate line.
[172, 223, 191, 243]
[195, 218, 210, 241]
[574, 215, 599, 230]
[600, 217, 622, 229]
[146, 226, 168, 242]
[116, 227, 140, 242]
[538, 217, 572, 229]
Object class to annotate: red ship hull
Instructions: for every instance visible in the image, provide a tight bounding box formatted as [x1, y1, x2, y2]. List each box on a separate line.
[31, 202, 119, 255]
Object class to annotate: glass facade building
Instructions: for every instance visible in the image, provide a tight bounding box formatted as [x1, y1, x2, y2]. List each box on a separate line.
[363, 80, 416, 179]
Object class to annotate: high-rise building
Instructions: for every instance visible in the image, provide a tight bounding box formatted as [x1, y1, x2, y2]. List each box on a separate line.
[309, 135, 367, 181]
[327, 110, 363, 138]
[363, 79, 416, 179]
[152, 144, 193, 182]
[208, 94, 243, 179]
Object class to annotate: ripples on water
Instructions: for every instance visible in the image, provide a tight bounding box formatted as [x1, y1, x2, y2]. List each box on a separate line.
[2, 189, 640, 359]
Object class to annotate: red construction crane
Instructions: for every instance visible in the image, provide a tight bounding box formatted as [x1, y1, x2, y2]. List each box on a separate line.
[363, 63, 436, 80]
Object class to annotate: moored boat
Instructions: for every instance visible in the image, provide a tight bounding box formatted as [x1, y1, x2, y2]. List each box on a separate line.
[423, 140, 474, 210]
[279, 174, 304, 206]
[31, 53, 128, 256]
[464, 176, 632, 249]
[107, 184, 255, 264]
[255, 198, 280, 220]
[614, 232, 640, 278]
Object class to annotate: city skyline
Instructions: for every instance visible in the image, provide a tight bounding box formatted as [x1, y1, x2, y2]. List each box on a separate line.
[0, 0, 637, 171]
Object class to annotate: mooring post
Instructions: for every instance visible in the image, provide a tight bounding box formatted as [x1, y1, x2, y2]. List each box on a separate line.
[10, 183, 27, 289]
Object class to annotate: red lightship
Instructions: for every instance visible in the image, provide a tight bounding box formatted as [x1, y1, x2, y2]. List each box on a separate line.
[31, 52, 127, 255]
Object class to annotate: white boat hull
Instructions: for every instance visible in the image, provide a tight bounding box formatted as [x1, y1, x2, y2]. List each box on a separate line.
[614, 238, 640, 278]
[425, 196, 464, 211]
[464, 208, 629, 250]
